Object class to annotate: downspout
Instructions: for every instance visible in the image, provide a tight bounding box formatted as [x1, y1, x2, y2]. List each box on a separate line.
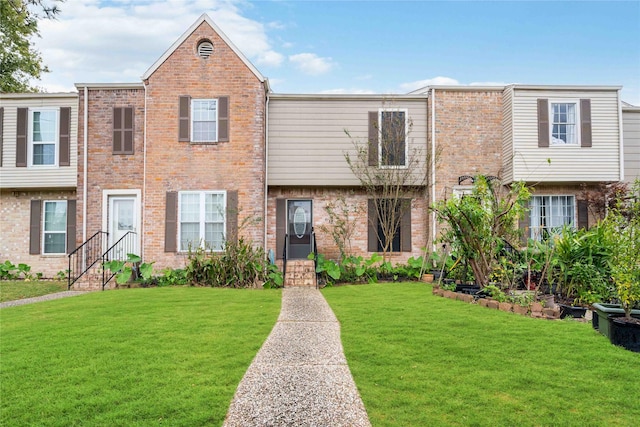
[142, 81, 148, 259]
[617, 89, 624, 182]
[264, 92, 270, 250]
[431, 87, 437, 252]
[82, 86, 88, 245]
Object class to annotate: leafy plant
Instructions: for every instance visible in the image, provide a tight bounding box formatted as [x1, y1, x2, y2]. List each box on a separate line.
[104, 253, 155, 286]
[1, 261, 19, 280]
[264, 264, 284, 289]
[156, 268, 188, 287]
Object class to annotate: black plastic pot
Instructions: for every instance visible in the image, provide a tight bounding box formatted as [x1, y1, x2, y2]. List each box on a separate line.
[592, 303, 640, 334]
[558, 304, 587, 319]
[610, 318, 640, 353]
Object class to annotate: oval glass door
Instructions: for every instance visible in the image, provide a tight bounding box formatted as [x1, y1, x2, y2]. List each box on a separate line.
[287, 200, 312, 259]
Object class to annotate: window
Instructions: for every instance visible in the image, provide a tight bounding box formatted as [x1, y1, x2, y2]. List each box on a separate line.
[379, 109, 407, 167]
[30, 109, 58, 165]
[179, 191, 226, 251]
[191, 99, 218, 143]
[43, 201, 67, 254]
[550, 102, 578, 145]
[530, 195, 574, 241]
[113, 107, 134, 154]
[367, 198, 412, 253]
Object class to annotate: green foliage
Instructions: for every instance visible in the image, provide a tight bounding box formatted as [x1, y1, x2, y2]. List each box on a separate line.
[433, 176, 531, 287]
[104, 253, 155, 286]
[54, 270, 68, 281]
[483, 284, 508, 302]
[319, 193, 362, 261]
[185, 238, 274, 288]
[154, 268, 188, 287]
[0, 260, 42, 280]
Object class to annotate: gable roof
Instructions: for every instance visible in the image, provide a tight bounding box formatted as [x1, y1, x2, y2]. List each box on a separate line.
[141, 13, 266, 84]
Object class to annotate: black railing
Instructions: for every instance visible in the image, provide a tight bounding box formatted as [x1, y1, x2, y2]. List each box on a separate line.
[68, 231, 107, 289]
[282, 234, 289, 284]
[101, 231, 137, 290]
[310, 227, 318, 289]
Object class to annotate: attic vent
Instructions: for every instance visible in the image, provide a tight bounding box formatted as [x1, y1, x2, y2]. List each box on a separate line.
[197, 41, 214, 59]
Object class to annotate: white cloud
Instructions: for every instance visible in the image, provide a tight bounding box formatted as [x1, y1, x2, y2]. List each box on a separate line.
[469, 81, 511, 87]
[32, 0, 285, 90]
[289, 53, 334, 76]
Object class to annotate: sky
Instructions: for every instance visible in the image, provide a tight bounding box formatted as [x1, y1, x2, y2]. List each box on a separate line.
[32, 0, 640, 104]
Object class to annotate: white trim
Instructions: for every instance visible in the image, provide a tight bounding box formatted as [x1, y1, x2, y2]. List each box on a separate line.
[102, 189, 141, 254]
[190, 98, 218, 143]
[378, 108, 409, 168]
[548, 99, 581, 146]
[618, 89, 625, 181]
[431, 88, 436, 252]
[27, 107, 59, 167]
[452, 185, 474, 199]
[177, 190, 227, 252]
[141, 14, 265, 83]
[529, 194, 576, 240]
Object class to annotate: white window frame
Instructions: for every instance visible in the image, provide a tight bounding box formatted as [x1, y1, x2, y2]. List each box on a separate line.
[28, 107, 59, 167]
[378, 108, 408, 168]
[530, 195, 575, 241]
[42, 200, 67, 254]
[178, 190, 226, 252]
[549, 100, 580, 146]
[452, 186, 474, 199]
[191, 99, 218, 143]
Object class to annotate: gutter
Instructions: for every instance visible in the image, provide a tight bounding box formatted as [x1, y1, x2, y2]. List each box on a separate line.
[264, 92, 270, 250]
[143, 82, 148, 259]
[617, 89, 625, 182]
[431, 87, 437, 252]
[82, 86, 88, 246]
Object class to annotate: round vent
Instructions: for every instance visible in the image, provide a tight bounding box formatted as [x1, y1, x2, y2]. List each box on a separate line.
[197, 41, 214, 59]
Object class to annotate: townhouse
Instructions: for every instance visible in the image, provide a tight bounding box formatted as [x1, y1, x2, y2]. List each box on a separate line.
[1, 14, 638, 285]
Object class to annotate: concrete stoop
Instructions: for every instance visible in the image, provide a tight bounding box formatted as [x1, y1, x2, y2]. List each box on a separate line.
[284, 259, 317, 288]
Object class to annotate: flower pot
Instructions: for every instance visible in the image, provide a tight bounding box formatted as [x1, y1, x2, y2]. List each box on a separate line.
[558, 304, 587, 319]
[592, 303, 640, 335]
[422, 273, 434, 283]
[610, 318, 640, 353]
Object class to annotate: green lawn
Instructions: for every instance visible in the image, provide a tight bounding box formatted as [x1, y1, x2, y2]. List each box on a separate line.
[323, 283, 640, 427]
[0, 280, 68, 302]
[0, 287, 281, 426]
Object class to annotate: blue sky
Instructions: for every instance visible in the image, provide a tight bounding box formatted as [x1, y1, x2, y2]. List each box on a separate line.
[35, 0, 640, 104]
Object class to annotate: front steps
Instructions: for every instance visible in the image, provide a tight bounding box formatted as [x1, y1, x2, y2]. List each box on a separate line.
[284, 259, 317, 288]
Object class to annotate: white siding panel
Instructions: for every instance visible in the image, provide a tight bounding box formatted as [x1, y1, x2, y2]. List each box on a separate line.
[623, 110, 640, 183]
[268, 98, 428, 186]
[0, 95, 78, 188]
[511, 89, 620, 182]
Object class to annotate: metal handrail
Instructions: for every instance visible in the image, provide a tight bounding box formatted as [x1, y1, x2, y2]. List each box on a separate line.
[310, 227, 318, 289]
[282, 234, 289, 285]
[68, 231, 107, 289]
[101, 231, 137, 290]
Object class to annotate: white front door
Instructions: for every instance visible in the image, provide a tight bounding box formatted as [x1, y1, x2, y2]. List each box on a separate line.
[108, 196, 138, 259]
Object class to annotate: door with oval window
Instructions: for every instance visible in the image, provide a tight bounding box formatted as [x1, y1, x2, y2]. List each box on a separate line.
[287, 200, 312, 259]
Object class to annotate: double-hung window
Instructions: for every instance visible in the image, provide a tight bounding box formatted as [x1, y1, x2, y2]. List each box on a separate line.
[530, 195, 575, 241]
[43, 201, 67, 254]
[179, 191, 226, 251]
[191, 99, 218, 143]
[550, 102, 578, 145]
[379, 109, 407, 167]
[30, 109, 58, 166]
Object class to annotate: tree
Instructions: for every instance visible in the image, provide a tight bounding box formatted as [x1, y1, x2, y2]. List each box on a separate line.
[345, 105, 434, 261]
[0, 0, 62, 93]
[432, 176, 531, 288]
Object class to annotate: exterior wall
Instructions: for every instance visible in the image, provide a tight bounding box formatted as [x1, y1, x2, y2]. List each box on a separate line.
[0, 189, 76, 277]
[268, 96, 428, 186]
[508, 87, 621, 183]
[501, 86, 514, 183]
[0, 94, 78, 189]
[76, 87, 145, 251]
[622, 108, 640, 183]
[142, 20, 267, 270]
[267, 186, 429, 264]
[430, 89, 504, 202]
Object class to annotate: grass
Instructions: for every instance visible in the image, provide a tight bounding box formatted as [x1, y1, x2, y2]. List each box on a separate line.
[323, 283, 640, 427]
[0, 280, 68, 302]
[0, 287, 281, 426]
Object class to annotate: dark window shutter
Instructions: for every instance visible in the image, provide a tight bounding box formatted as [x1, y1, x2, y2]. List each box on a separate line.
[66, 199, 76, 254]
[400, 199, 412, 252]
[0, 107, 4, 166]
[113, 107, 134, 154]
[30, 200, 42, 254]
[178, 96, 191, 142]
[519, 203, 531, 246]
[367, 199, 378, 252]
[226, 190, 238, 244]
[537, 99, 549, 148]
[276, 199, 286, 259]
[580, 99, 592, 148]
[577, 200, 589, 230]
[59, 107, 71, 166]
[368, 111, 379, 166]
[165, 192, 178, 252]
[16, 108, 28, 167]
[218, 96, 229, 142]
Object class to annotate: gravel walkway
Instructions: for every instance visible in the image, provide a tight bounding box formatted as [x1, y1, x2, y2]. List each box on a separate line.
[0, 291, 91, 309]
[223, 287, 371, 427]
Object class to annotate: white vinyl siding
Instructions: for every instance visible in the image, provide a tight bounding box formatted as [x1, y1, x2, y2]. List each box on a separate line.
[179, 191, 226, 251]
[268, 97, 428, 186]
[501, 86, 514, 183]
[0, 94, 78, 189]
[622, 109, 640, 183]
[530, 195, 575, 241]
[503, 88, 620, 183]
[43, 200, 67, 254]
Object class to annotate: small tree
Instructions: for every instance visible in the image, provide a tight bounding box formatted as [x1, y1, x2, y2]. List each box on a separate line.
[319, 193, 363, 262]
[344, 105, 433, 261]
[432, 176, 531, 288]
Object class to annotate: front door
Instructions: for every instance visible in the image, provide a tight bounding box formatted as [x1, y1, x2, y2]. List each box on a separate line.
[108, 196, 138, 259]
[287, 200, 312, 259]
